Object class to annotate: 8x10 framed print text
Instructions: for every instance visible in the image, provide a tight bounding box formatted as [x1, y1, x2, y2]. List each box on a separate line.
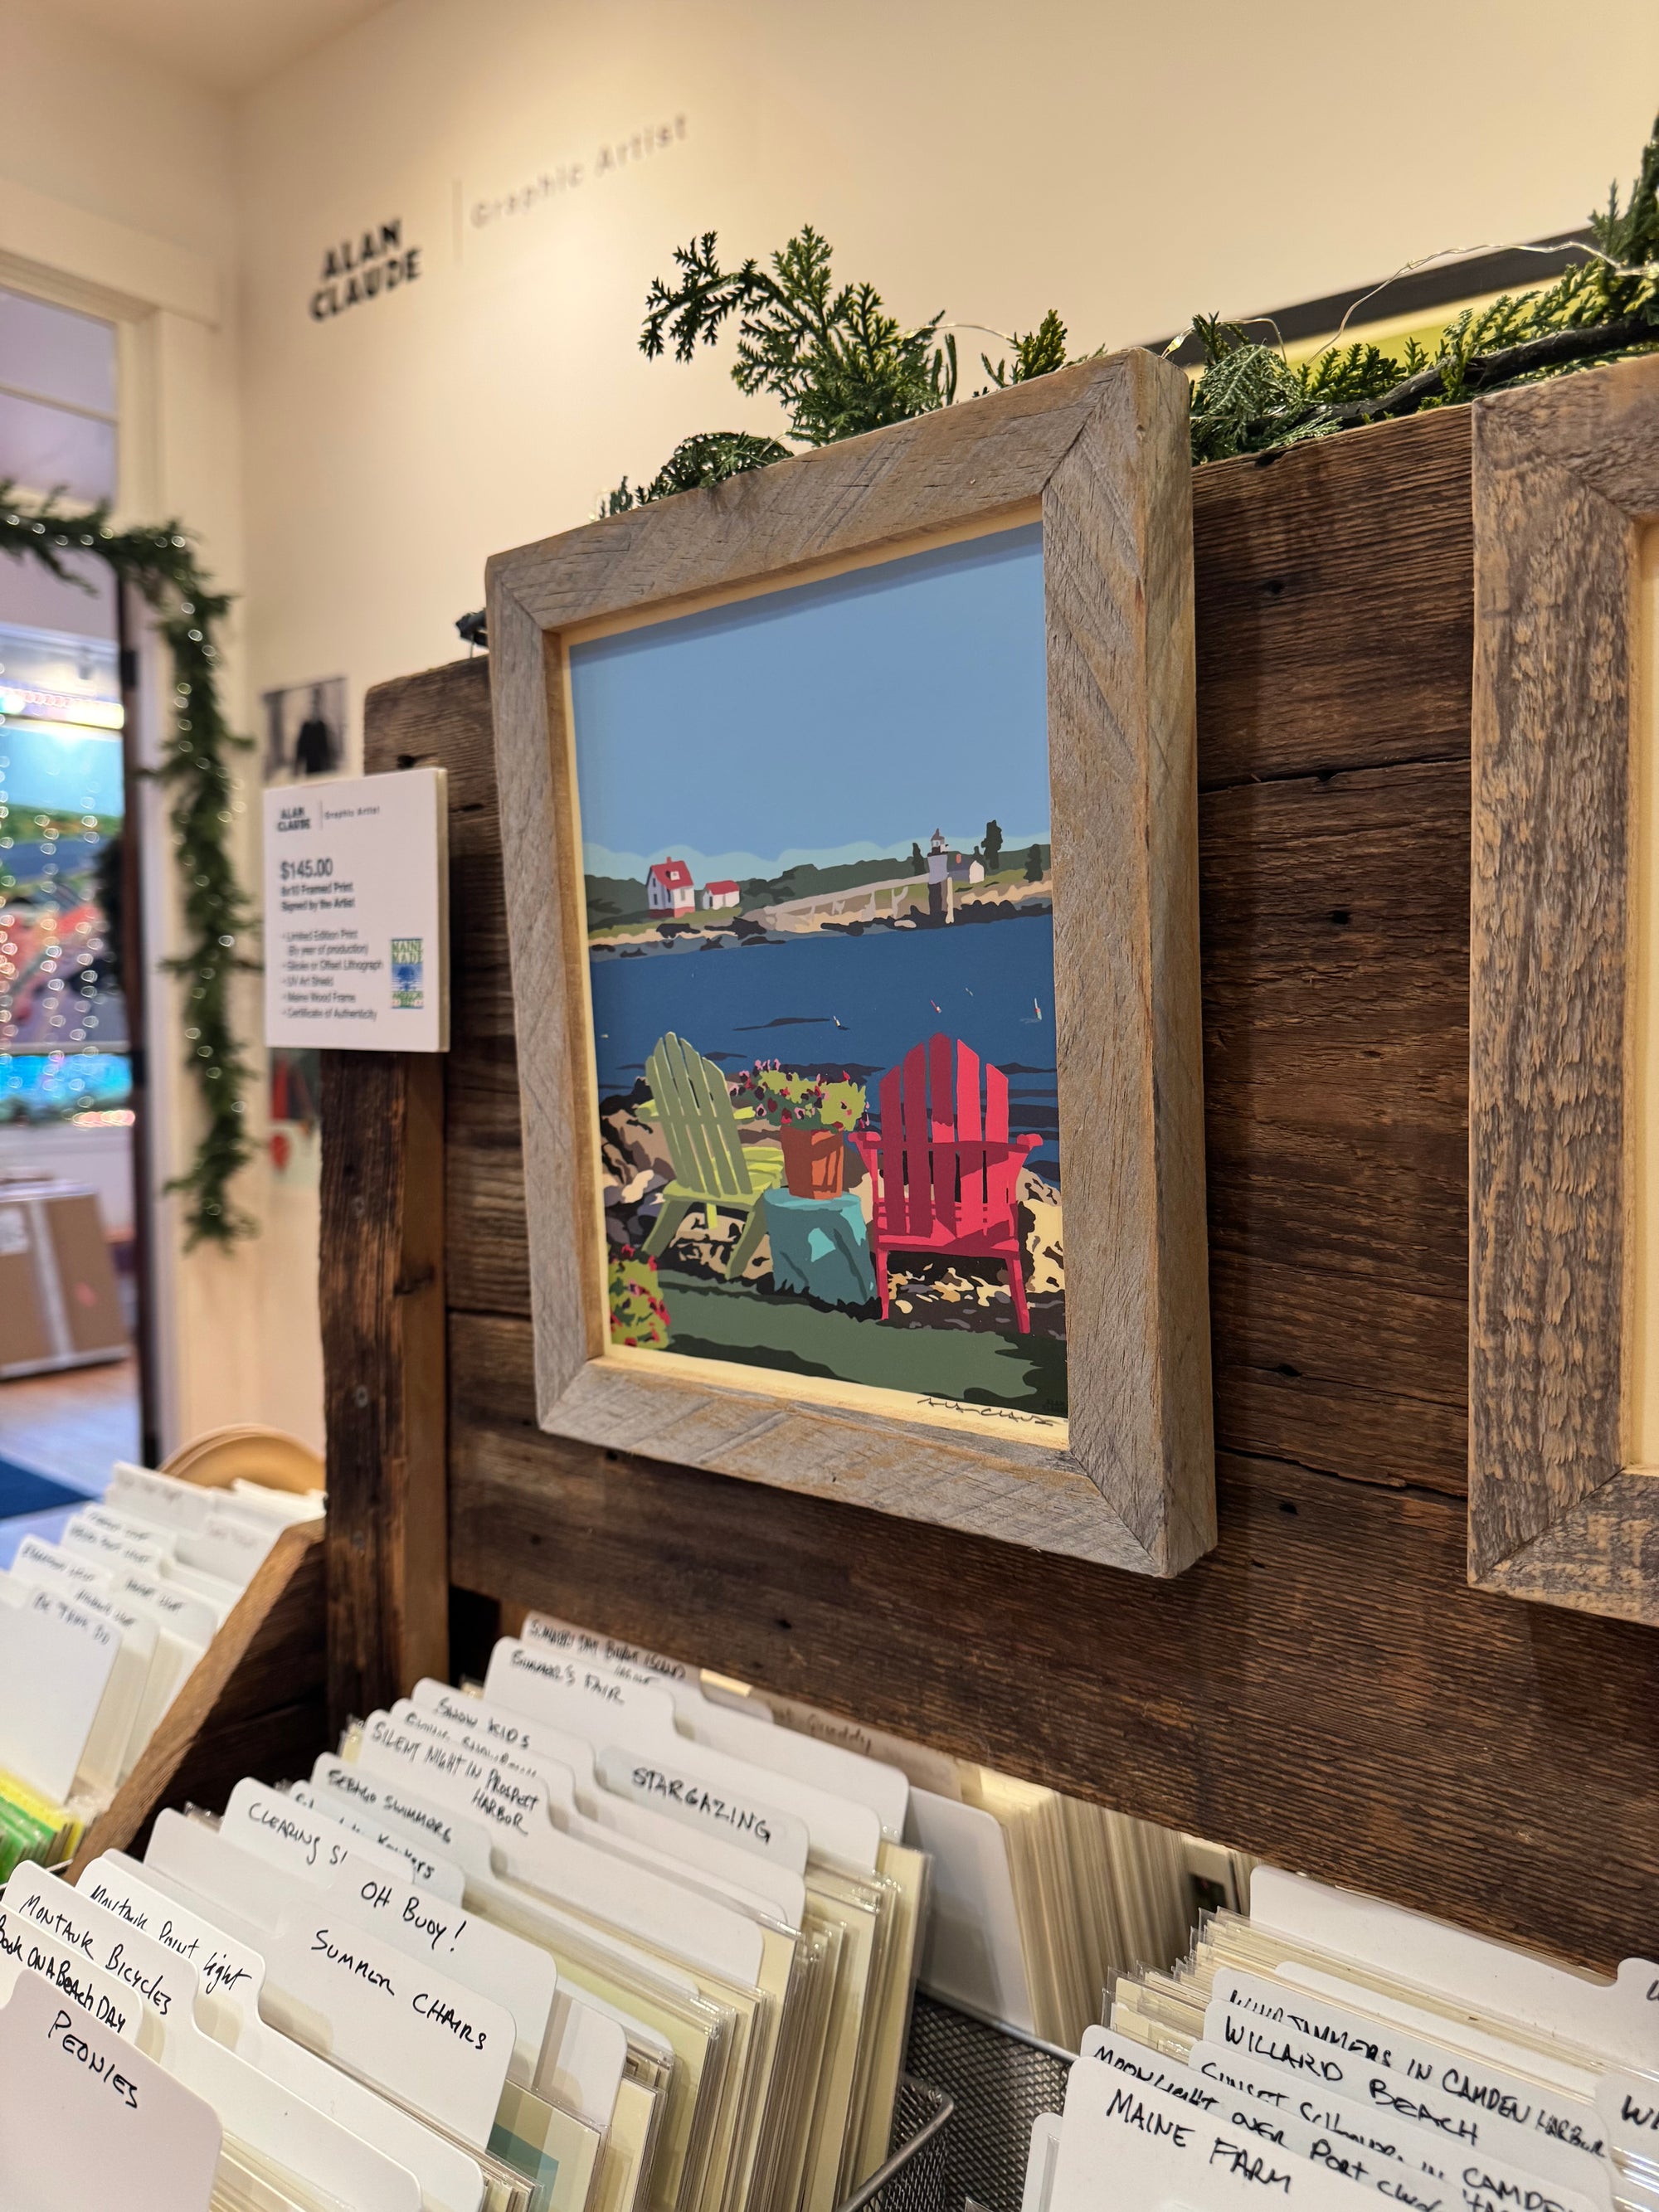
[486, 352, 1214, 1575]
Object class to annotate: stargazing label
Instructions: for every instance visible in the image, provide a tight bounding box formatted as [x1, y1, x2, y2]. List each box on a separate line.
[262, 768, 449, 1052]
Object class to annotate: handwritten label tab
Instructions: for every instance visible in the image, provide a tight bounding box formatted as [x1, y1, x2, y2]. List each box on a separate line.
[0, 1900, 145, 2045]
[1053, 2025, 1375, 2212]
[269, 1900, 511, 2146]
[80, 1858, 265, 2030]
[12, 1534, 110, 1597]
[223, 1777, 420, 1893]
[324, 1860, 557, 2083]
[288, 1782, 465, 1900]
[114, 1571, 218, 1647]
[387, 1699, 579, 1814]
[412, 1679, 601, 1791]
[61, 1519, 170, 1578]
[596, 1743, 806, 1864]
[1205, 1973, 1606, 2193]
[312, 1753, 494, 1879]
[359, 1711, 555, 1847]
[0, 1968, 220, 2212]
[1183, 2039, 1605, 2212]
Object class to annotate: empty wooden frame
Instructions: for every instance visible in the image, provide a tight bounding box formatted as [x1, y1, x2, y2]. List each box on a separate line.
[485, 352, 1214, 1576]
[1471, 353, 1659, 1622]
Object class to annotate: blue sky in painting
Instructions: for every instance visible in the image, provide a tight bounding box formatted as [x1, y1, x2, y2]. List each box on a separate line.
[570, 520, 1047, 881]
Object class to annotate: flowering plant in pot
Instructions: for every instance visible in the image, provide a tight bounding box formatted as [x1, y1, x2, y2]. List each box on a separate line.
[735, 1062, 868, 1198]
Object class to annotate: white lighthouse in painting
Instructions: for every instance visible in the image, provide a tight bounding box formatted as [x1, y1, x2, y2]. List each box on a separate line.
[927, 828, 952, 926]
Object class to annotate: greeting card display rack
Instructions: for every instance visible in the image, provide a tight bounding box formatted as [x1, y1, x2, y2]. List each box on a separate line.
[80, 385, 1659, 2212]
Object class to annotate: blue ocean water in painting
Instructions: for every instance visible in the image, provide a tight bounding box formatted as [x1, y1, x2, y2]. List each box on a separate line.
[589, 913, 1061, 1183]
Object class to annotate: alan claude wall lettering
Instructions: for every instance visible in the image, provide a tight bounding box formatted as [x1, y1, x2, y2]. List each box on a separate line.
[311, 218, 421, 321]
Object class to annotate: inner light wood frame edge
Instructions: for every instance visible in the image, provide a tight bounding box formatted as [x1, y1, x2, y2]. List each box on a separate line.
[484, 351, 1214, 1577]
[1470, 353, 1659, 1622]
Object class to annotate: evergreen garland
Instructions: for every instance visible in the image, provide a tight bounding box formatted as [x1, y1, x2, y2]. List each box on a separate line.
[0, 489, 255, 1247]
[1186, 114, 1659, 462]
[609, 109, 1659, 495]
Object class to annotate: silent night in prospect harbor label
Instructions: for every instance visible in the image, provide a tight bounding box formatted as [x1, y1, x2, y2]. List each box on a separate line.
[262, 768, 449, 1053]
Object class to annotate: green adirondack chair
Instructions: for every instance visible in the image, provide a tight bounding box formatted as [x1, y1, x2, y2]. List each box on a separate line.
[640, 1033, 784, 1280]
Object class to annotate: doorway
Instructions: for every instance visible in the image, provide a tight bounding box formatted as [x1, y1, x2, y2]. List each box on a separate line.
[0, 280, 148, 1554]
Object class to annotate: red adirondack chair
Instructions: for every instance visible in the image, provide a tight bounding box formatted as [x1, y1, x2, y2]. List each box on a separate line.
[853, 1033, 1043, 1332]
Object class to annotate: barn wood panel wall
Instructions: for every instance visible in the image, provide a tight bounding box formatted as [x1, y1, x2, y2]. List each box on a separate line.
[327, 404, 1659, 1973]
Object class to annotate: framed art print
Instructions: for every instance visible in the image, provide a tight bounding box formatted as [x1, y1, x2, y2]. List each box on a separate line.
[487, 352, 1214, 1574]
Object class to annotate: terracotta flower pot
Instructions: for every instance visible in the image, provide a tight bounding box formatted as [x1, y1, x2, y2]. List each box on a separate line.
[780, 1125, 846, 1198]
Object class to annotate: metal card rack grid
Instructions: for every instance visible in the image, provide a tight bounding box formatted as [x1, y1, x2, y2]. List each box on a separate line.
[855, 1995, 1075, 2212]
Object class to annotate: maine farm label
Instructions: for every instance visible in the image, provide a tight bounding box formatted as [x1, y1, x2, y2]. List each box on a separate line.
[310, 217, 421, 321]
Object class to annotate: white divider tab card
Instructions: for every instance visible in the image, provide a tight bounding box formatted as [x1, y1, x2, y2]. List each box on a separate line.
[486, 1636, 877, 1869]
[1053, 2028, 1376, 2212]
[289, 1782, 468, 1900]
[1206, 1970, 1607, 2164]
[1178, 2039, 1611, 2212]
[0, 1897, 148, 2044]
[80, 1855, 266, 2027]
[1597, 2069, 1659, 2165]
[312, 1753, 494, 1879]
[269, 1897, 513, 2146]
[263, 766, 450, 1053]
[223, 1776, 419, 1889]
[0, 1968, 221, 2212]
[108, 1462, 221, 1534]
[1249, 1870, 1659, 2074]
[326, 1859, 558, 2086]
[1203, 1976, 1607, 2193]
[0, 1582, 121, 1801]
[595, 1742, 810, 1868]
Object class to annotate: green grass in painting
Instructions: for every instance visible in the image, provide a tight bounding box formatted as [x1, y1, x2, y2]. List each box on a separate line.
[656, 1267, 1066, 1417]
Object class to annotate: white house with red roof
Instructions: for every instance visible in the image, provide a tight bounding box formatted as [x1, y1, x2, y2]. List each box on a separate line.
[698, 878, 740, 911]
[646, 857, 694, 916]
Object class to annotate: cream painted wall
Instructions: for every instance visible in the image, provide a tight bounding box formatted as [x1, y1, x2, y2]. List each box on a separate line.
[236, 0, 1659, 717]
[0, 0, 324, 1454]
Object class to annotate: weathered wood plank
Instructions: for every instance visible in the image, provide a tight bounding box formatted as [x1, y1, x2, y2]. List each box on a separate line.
[444, 1307, 1659, 1975]
[1192, 407, 1473, 788]
[319, 1051, 449, 1728]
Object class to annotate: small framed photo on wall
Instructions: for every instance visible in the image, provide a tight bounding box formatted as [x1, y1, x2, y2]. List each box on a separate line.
[263, 675, 347, 783]
[487, 355, 1215, 1576]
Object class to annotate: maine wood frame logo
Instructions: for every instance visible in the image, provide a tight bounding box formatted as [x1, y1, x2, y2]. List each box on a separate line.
[310, 218, 421, 322]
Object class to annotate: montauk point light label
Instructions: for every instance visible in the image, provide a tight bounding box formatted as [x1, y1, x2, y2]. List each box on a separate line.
[310, 218, 421, 321]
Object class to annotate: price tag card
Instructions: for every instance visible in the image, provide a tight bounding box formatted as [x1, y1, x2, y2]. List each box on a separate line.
[263, 766, 449, 1052]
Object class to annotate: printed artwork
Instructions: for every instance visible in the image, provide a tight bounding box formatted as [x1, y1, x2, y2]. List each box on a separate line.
[263, 675, 346, 783]
[569, 521, 1065, 1422]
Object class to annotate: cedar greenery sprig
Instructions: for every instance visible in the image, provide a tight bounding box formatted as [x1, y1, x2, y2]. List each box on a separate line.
[640, 224, 960, 445]
[610, 228, 1081, 505]
[604, 109, 1659, 500]
[0, 486, 257, 1246]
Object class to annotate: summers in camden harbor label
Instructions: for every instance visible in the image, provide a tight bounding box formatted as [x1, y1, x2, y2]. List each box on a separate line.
[310, 218, 421, 321]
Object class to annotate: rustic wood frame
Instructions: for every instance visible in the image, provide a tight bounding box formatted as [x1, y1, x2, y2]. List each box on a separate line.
[484, 352, 1214, 1577]
[1471, 354, 1659, 1622]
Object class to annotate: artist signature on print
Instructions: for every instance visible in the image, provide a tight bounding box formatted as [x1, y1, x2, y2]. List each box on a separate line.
[914, 1397, 1063, 1430]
